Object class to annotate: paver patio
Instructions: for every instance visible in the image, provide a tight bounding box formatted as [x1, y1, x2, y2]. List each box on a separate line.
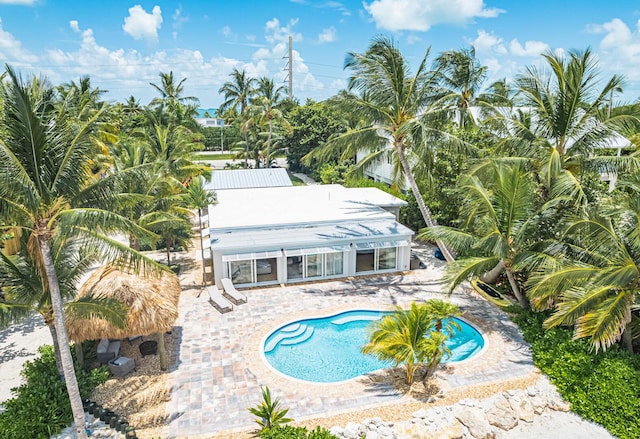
[164, 249, 534, 438]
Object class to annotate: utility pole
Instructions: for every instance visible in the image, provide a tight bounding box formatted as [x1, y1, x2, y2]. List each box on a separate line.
[283, 35, 293, 100]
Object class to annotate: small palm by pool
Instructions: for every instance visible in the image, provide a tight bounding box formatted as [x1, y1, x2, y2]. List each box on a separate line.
[263, 309, 484, 383]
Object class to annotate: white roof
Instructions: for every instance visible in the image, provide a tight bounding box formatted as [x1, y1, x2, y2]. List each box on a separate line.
[209, 184, 407, 231]
[204, 168, 292, 191]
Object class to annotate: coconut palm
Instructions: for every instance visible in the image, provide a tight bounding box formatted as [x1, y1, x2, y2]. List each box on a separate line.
[527, 174, 640, 352]
[362, 300, 457, 384]
[219, 68, 257, 168]
[0, 66, 158, 438]
[182, 176, 217, 284]
[314, 36, 455, 261]
[433, 47, 488, 128]
[254, 77, 289, 167]
[419, 162, 539, 307]
[496, 48, 639, 203]
[0, 234, 127, 374]
[423, 298, 461, 334]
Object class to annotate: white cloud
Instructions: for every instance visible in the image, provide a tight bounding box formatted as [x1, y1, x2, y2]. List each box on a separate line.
[363, 0, 504, 32]
[69, 20, 80, 33]
[318, 26, 336, 43]
[0, 18, 38, 63]
[222, 26, 232, 38]
[470, 30, 506, 54]
[265, 18, 302, 44]
[509, 39, 549, 57]
[587, 18, 640, 84]
[122, 5, 163, 43]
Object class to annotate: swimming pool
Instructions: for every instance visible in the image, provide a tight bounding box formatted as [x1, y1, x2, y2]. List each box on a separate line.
[263, 309, 484, 383]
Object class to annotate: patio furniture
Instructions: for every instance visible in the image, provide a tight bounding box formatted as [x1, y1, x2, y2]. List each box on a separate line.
[221, 278, 247, 305]
[207, 285, 234, 312]
[139, 340, 158, 357]
[96, 339, 121, 364]
[108, 356, 135, 376]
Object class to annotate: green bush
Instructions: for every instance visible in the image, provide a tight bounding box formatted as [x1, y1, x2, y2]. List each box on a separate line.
[259, 425, 338, 439]
[0, 344, 109, 439]
[511, 309, 640, 439]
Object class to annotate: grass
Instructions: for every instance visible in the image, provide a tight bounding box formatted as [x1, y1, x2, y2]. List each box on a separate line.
[194, 152, 239, 161]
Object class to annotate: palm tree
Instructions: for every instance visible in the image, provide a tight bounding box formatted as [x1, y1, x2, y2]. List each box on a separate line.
[433, 47, 488, 128]
[0, 235, 127, 374]
[527, 175, 640, 352]
[0, 66, 158, 438]
[183, 176, 217, 284]
[219, 68, 257, 168]
[423, 298, 461, 334]
[255, 77, 289, 167]
[315, 36, 455, 261]
[362, 300, 458, 384]
[497, 49, 639, 203]
[419, 162, 539, 307]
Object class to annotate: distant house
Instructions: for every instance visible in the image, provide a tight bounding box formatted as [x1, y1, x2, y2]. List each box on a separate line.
[204, 172, 412, 288]
[195, 117, 226, 128]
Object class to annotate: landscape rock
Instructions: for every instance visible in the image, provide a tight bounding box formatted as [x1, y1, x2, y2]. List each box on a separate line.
[454, 406, 494, 439]
[486, 406, 519, 430]
[508, 396, 535, 423]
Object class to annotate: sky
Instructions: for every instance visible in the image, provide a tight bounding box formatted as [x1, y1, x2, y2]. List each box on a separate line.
[1, 0, 640, 110]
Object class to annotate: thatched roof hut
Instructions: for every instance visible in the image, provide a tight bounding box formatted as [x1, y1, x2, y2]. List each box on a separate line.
[66, 265, 181, 370]
[66, 265, 180, 342]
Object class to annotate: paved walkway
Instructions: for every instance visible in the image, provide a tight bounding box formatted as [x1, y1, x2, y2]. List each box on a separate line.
[163, 246, 534, 438]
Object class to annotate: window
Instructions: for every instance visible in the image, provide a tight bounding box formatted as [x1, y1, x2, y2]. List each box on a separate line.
[378, 247, 397, 270]
[229, 260, 253, 284]
[306, 254, 323, 278]
[325, 252, 344, 276]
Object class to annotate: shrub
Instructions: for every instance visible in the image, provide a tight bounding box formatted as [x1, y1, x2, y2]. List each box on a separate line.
[511, 309, 640, 439]
[248, 386, 293, 430]
[259, 425, 338, 439]
[0, 344, 109, 439]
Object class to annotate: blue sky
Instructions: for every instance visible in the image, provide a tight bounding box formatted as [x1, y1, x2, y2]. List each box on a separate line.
[1, 0, 639, 109]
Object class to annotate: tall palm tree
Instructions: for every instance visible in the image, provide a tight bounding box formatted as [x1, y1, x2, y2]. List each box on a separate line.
[433, 47, 488, 128]
[0, 66, 158, 438]
[419, 163, 539, 307]
[219, 68, 257, 168]
[315, 36, 455, 261]
[527, 175, 640, 352]
[182, 176, 217, 284]
[497, 49, 639, 203]
[0, 235, 127, 374]
[255, 77, 289, 167]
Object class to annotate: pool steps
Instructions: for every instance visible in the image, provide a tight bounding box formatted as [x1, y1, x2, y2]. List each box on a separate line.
[280, 326, 314, 346]
[264, 325, 308, 352]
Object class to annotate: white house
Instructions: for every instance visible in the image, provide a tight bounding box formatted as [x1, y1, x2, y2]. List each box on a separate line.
[207, 184, 412, 288]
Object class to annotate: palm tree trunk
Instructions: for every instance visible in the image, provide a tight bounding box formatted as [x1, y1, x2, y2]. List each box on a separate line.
[158, 331, 167, 370]
[166, 240, 171, 266]
[38, 235, 87, 439]
[480, 260, 505, 284]
[394, 144, 455, 262]
[46, 321, 64, 377]
[622, 327, 634, 353]
[505, 267, 529, 309]
[266, 119, 273, 168]
[243, 131, 249, 169]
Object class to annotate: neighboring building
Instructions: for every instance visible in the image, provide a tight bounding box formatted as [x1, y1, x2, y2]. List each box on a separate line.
[195, 117, 226, 128]
[204, 168, 292, 191]
[206, 184, 412, 288]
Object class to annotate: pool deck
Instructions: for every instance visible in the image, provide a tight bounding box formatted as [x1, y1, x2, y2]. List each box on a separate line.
[163, 249, 534, 438]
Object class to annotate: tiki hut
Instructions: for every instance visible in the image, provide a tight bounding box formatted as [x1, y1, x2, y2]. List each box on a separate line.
[66, 265, 181, 370]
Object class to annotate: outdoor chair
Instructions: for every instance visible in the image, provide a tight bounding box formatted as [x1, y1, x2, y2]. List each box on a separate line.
[207, 285, 233, 312]
[221, 278, 247, 304]
[96, 339, 121, 363]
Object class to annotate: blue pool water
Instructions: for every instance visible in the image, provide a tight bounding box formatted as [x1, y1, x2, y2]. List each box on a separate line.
[263, 309, 484, 383]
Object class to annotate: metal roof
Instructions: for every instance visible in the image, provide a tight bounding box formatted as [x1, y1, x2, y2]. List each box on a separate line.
[209, 218, 413, 253]
[205, 168, 292, 191]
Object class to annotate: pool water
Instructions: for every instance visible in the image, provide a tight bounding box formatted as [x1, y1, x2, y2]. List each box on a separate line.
[263, 309, 484, 383]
